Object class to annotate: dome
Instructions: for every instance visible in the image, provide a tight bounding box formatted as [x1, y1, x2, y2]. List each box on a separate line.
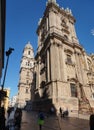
[25, 41, 33, 50]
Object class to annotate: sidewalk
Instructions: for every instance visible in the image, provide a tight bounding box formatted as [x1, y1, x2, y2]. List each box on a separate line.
[21, 111, 38, 130]
[20, 110, 90, 130]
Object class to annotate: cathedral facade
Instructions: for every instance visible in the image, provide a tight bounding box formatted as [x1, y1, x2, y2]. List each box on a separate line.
[17, 0, 94, 117]
[32, 0, 94, 116]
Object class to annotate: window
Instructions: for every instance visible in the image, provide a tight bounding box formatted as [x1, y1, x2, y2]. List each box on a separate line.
[26, 61, 30, 66]
[26, 88, 29, 93]
[26, 80, 29, 84]
[27, 61, 30, 66]
[92, 93, 94, 99]
[66, 54, 72, 64]
[70, 83, 77, 97]
[28, 51, 31, 55]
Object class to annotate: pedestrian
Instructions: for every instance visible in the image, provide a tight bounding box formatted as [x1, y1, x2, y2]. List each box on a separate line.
[59, 107, 62, 117]
[14, 108, 22, 129]
[0, 105, 6, 130]
[38, 111, 45, 130]
[89, 114, 94, 130]
[7, 107, 12, 118]
[50, 106, 55, 115]
[6, 107, 16, 130]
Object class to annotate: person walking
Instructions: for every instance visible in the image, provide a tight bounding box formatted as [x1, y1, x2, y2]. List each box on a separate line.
[38, 111, 45, 130]
[14, 108, 22, 129]
[6, 107, 16, 130]
[59, 107, 62, 117]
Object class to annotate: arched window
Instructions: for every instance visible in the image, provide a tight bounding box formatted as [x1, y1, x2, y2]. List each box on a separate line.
[26, 80, 29, 84]
[28, 51, 31, 55]
[26, 88, 29, 93]
[66, 54, 72, 64]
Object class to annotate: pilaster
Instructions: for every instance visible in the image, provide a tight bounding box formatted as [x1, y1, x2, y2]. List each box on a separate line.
[50, 41, 55, 81]
[47, 48, 50, 82]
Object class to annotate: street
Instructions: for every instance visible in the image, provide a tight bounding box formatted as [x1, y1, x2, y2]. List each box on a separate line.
[20, 110, 89, 130]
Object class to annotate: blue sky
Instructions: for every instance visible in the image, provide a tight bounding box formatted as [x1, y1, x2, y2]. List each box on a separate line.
[2, 0, 94, 98]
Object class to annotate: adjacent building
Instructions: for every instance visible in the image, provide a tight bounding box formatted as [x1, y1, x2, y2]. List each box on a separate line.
[9, 95, 18, 107]
[0, 0, 6, 78]
[0, 87, 10, 110]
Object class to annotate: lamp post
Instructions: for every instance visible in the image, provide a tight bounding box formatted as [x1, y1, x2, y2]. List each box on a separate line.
[0, 48, 14, 106]
[2, 47, 14, 90]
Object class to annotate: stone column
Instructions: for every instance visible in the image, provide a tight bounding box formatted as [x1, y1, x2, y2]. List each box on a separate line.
[36, 57, 41, 89]
[79, 54, 86, 85]
[36, 65, 38, 89]
[39, 57, 41, 87]
[46, 17, 49, 31]
[84, 53, 88, 69]
[59, 44, 64, 81]
[47, 48, 50, 82]
[55, 44, 60, 80]
[50, 42, 55, 81]
[74, 52, 81, 81]
[76, 82, 81, 98]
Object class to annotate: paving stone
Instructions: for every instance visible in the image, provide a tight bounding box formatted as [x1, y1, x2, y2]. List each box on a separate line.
[20, 111, 89, 130]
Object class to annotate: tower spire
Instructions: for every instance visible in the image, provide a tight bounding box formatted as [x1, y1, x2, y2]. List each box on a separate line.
[48, 0, 56, 3]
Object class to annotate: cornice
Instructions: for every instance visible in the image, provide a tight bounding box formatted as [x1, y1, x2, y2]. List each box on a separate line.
[35, 30, 83, 59]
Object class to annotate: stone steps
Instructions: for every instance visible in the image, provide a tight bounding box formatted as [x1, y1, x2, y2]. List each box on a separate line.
[79, 99, 92, 115]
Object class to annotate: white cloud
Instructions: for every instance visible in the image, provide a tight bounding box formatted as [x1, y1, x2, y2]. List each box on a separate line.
[91, 29, 94, 36]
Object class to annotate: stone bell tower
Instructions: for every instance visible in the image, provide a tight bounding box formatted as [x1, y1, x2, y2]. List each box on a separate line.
[18, 42, 34, 108]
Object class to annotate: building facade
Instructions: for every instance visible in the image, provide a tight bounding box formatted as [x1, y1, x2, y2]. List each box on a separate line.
[32, 0, 94, 116]
[0, 87, 10, 110]
[3, 88, 10, 110]
[17, 42, 34, 108]
[9, 95, 18, 107]
[0, 0, 6, 78]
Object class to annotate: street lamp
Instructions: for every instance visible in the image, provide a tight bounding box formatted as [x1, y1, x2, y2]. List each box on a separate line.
[2, 47, 14, 90]
[0, 48, 14, 106]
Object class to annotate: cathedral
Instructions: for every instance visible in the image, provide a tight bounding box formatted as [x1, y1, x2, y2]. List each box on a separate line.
[18, 0, 94, 117]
